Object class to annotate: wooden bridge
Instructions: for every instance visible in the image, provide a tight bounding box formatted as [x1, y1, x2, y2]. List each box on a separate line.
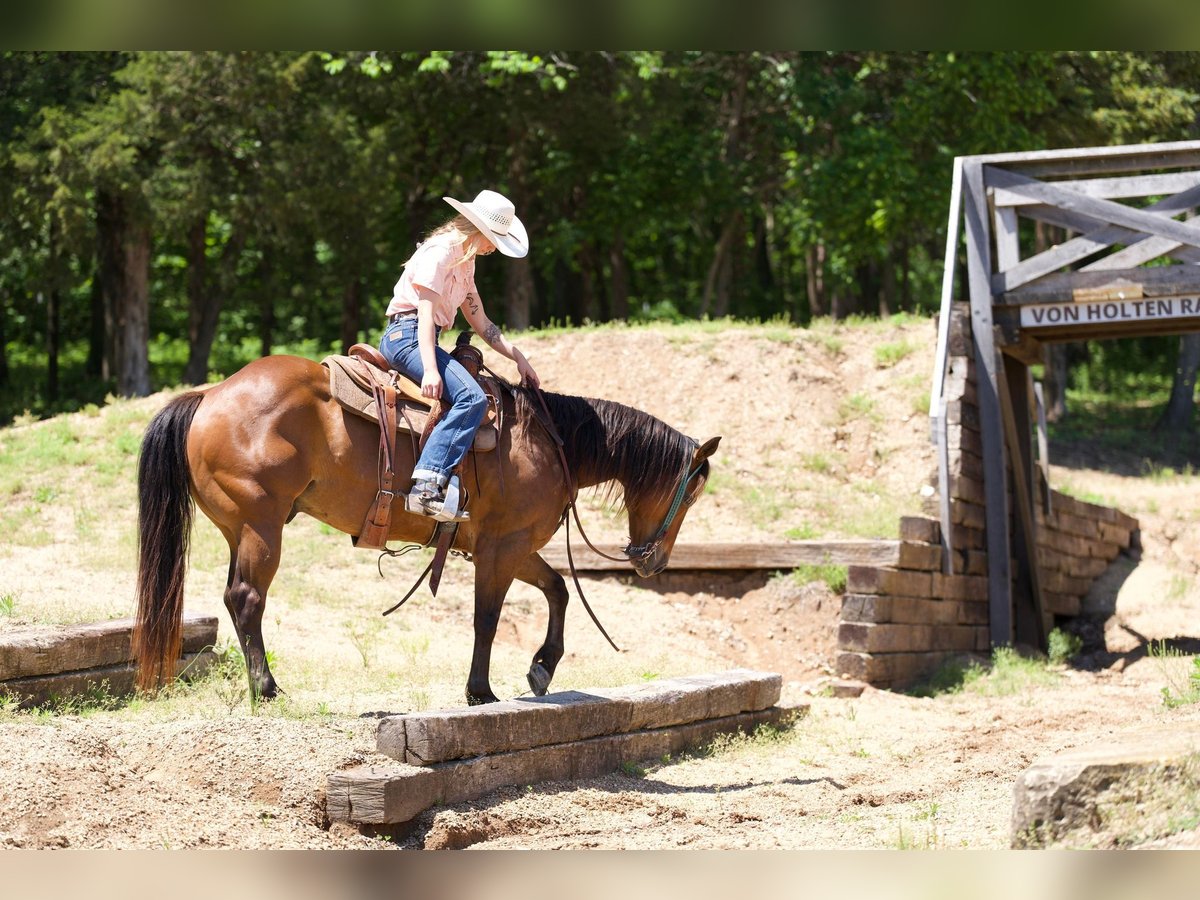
[930, 139, 1200, 650]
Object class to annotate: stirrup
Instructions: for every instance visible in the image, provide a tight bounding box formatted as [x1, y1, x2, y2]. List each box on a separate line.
[406, 479, 469, 522]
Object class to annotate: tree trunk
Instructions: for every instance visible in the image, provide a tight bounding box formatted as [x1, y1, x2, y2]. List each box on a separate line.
[608, 231, 629, 321]
[258, 256, 274, 358]
[701, 211, 741, 318]
[0, 295, 9, 388]
[754, 213, 774, 301]
[1156, 333, 1200, 434]
[579, 243, 600, 323]
[339, 276, 363, 353]
[96, 190, 151, 397]
[184, 219, 246, 384]
[806, 243, 826, 319]
[86, 273, 105, 379]
[183, 217, 212, 385]
[879, 250, 896, 318]
[1043, 344, 1069, 423]
[47, 217, 60, 403]
[504, 256, 535, 331]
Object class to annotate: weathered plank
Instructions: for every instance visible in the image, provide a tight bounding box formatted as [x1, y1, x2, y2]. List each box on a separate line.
[964, 159, 1012, 649]
[537, 541, 903, 573]
[0, 615, 219, 680]
[2, 650, 218, 707]
[329, 703, 805, 826]
[992, 171, 1200, 207]
[377, 669, 781, 765]
[1002, 263, 1200, 306]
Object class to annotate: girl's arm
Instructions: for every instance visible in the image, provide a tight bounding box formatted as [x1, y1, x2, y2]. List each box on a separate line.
[415, 287, 443, 399]
[461, 292, 541, 388]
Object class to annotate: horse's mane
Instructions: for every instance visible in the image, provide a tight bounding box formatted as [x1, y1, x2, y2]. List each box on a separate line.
[511, 385, 700, 510]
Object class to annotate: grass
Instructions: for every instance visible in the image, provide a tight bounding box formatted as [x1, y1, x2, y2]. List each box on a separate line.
[1150, 641, 1200, 709]
[837, 392, 879, 425]
[874, 339, 916, 369]
[1047, 628, 1083, 665]
[787, 563, 848, 594]
[909, 647, 1061, 698]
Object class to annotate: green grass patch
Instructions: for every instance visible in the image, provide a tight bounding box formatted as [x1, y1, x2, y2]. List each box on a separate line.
[1151, 642, 1200, 708]
[1047, 628, 1083, 665]
[910, 647, 1060, 698]
[1053, 481, 1111, 507]
[784, 523, 819, 540]
[837, 392, 879, 425]
[874, 339, 916, 368]
[801, 452, 834, 475]
[788, 563, 848, 593]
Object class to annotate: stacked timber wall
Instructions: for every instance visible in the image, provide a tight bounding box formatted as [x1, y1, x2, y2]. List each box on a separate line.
[836, 303, 1138, 689]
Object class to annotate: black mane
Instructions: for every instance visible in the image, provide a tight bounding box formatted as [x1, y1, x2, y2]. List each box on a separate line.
[513, 386, 698, 508]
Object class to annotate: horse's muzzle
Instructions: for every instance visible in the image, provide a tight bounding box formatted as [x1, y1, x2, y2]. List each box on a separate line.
[629, 544, 668, 577]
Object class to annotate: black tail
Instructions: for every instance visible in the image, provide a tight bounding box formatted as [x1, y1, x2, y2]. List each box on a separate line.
[132, 391, 205, 692]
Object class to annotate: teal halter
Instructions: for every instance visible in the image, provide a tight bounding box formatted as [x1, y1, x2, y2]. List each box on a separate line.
[625, 445, 706, 564]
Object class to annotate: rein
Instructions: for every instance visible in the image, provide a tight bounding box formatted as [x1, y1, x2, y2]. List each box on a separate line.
[530, 387, 623, 652]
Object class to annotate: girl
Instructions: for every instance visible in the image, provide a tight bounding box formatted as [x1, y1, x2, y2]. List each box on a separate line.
[379, 189, 540, 521]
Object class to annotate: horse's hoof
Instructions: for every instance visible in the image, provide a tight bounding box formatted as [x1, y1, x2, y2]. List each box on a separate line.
[466, 690, 498, 706]
[527, 663, 551, 697]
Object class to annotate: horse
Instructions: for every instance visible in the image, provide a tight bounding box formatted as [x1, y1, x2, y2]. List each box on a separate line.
[132, 353, 720, 705]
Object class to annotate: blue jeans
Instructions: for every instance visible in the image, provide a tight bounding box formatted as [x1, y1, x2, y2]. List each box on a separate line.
[379, 318, 487, 484]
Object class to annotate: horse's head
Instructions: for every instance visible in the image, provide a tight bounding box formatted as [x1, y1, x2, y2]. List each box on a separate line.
[625, 436, 721, 577]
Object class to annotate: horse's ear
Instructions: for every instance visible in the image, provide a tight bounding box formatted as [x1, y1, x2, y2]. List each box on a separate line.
[694, 436, 721, 461]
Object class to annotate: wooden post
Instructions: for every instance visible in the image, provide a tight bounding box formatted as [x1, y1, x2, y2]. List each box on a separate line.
[1033, 378, 1052, 516]
[1002, 353, 1048, 649]
[931, 158, 964, 576]
[964, 161, 1013, 647]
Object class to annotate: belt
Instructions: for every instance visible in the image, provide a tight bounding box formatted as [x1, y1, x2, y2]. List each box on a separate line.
[388, 311, 417, 324]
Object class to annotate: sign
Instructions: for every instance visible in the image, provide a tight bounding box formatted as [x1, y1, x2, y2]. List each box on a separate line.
[1020, 296, 1200, 329]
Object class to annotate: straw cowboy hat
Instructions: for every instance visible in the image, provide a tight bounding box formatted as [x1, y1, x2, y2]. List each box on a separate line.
[443, 189, 529, 258]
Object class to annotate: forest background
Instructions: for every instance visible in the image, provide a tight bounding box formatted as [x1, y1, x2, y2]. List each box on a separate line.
[4, 50, 1200, 439]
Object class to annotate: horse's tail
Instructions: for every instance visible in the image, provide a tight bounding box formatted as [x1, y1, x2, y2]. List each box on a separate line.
[133, 390, 206, 692]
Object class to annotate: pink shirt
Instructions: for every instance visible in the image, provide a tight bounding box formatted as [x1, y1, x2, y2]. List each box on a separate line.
[386, 233, 478, 329]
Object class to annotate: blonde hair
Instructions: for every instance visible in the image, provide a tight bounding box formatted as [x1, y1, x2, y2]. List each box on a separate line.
[404, 214, 484, 268]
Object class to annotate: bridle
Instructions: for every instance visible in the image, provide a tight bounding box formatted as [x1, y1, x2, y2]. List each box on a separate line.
[530, 387, 703, 650]
[623, 451, 705, 565]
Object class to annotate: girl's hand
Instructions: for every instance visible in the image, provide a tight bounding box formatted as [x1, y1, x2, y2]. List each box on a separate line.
[517, 356, 541, 390]
[421, 370, 443, 400]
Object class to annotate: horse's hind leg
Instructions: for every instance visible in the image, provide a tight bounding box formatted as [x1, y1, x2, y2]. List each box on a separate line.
[514, 553, 569, 696]
[224, 520, 284, 700]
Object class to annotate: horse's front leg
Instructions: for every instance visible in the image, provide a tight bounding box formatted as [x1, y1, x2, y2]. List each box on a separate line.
[514, 553, 569, 696]
[466, 535, 525, 705]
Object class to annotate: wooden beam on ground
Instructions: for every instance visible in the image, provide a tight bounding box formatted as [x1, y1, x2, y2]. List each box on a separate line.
[0, 615, 218, 680]
[378, 669, 782, 765]
[0, 615, 219, 706]
[327, 670, 804, 827]
[537, 540, 914, 573]
[2, 652, 218, 707]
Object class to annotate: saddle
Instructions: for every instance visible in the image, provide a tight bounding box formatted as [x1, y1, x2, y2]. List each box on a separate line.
[320, 339, 502, 550]
[322, 346, 499, 453]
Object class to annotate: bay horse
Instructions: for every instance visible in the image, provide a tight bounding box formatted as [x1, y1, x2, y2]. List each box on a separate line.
[133, 353, 719, 705]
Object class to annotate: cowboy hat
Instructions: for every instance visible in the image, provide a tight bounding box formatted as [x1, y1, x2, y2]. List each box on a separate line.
[443, 189, 529, 258]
